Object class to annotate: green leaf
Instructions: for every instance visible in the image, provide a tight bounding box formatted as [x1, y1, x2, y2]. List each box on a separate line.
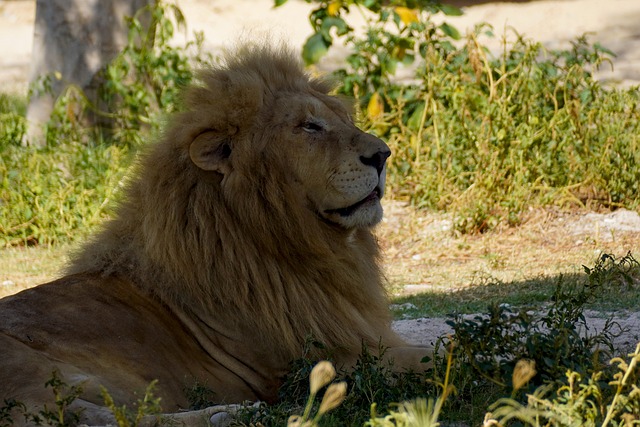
[273, 0, 288, 6]
[401, 53, 415, 66]
[168, 4, 186, 32]
[362, 0, 381, 12]
[407, 102, 425, 131]
[302, 33, 329, 65]
[594, 42, 616, 57]
[382, 57, 398, 75]
[439, 22, 461, 40]
[320, 17, 351, 39]
[440, 4, 464, 16]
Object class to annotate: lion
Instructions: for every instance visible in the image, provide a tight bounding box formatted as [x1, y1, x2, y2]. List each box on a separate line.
[0, 43, 430, 425]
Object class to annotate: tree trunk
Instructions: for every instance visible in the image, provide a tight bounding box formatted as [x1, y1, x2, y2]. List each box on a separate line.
[24, 0, 150, 146]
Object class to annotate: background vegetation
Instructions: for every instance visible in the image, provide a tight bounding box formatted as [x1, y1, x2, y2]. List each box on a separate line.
[2, 0, 640, 245]
[283, 0, 640, 233]
[1, 0, 212, 246]
[1, 0, 640, 426]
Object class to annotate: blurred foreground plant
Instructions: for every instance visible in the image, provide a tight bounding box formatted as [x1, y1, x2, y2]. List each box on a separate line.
[484, 343, 640, 426]
[287, 361, 348, 426]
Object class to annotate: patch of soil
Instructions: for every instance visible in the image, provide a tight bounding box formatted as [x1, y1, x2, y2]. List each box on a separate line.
[378, 202, 640, 294]
[378, 202, 640, 352]
[392, 310, 640, 354]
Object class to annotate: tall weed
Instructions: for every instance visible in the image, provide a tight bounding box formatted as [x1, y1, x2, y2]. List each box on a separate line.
[1, 0, 210, 246]
[280, 1, 640, 233]
[0, 141, 130, 246]
[383, 33, 640, 233]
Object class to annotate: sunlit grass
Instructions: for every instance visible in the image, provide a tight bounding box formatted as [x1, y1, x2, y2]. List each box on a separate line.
[0, 245, 69, 298]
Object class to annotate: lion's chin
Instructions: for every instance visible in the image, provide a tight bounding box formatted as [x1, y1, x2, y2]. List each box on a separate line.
[322, 189, 384, 229]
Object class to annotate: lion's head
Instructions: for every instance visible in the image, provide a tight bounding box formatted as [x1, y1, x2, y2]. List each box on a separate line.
[186, 46, 391, 230]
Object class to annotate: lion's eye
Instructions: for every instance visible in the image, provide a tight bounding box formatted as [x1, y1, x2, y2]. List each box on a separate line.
[301, 121, 324, 133]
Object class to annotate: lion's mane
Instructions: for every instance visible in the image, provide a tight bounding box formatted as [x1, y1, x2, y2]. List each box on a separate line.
[68, 43, 401, 360]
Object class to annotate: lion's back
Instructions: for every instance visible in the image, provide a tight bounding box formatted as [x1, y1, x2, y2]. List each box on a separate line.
[0, 275, 258, 411]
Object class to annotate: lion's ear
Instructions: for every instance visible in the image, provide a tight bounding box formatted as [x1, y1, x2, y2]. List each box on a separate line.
[189, 130, 232, 174]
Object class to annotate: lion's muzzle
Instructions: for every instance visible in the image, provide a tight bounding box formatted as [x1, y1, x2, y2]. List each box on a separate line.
[359, 149, 391, 176]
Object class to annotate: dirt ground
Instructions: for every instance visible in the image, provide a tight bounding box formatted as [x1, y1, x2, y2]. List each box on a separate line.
[3, 0, 640, 90]
[382, 202, 640, 350]
[1, 0, 640, 351]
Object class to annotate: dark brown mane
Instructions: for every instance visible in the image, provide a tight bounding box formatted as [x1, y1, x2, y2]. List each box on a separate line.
[67, 43, 399, 358]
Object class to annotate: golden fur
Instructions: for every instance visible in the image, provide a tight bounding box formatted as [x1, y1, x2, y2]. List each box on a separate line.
[0, 43, 429, 425]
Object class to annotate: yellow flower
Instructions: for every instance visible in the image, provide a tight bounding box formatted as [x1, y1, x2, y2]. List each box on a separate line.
[512, 359, 536, 391]
[394, 7, 418, 25]
[318, 381, 347, 415]
[327, 1, 341, 16]
[367, 92, 384, 121]
[309, 361, 336, 395]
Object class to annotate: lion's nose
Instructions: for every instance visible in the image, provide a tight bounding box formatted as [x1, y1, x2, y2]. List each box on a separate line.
[360, 149, 391, 175]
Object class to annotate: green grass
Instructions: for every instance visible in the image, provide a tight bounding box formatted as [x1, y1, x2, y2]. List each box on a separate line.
[0, 140, 132, 247]
[0, 92, 26, 115]
[0, 94, 132, 247]
[0, 92, 27, 146]
[391, 276, 555, 318]
[391, 262, 640, 319]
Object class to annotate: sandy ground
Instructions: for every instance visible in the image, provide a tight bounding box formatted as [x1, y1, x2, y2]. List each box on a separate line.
[384, 204, 640, 352]
[2, 0, 640, 92]
[1, 1, 640, 352]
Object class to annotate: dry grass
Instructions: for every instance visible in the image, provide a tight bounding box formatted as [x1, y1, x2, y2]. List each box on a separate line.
[1, 202, 638, 302]
[378, 201, 640, 296]
[0, 244, 69, 298]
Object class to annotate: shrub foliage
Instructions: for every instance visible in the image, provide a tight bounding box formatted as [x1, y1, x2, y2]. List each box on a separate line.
[230, 253, 640, 426]
[2, 0, 640, 244]
[278, 0, 640, 233]
[0, 0, 211, 246]
[0, 141, 129, 246]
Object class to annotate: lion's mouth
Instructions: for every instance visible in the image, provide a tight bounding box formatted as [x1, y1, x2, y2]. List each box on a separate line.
[326, 187, 382, 217]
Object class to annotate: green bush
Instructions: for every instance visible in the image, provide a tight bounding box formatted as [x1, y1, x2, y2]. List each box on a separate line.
[234, 343, 438, 427]
[0, 87, 131, 247]
[0, 0, 211, 246]
[35, 0, 213, 148]
[0, 141, 130, 246]
[0, 93, 27, 146]
[4, 0, 640, 245]
[278, 0, 640, 233]
[227, 253, 639, 426]
[486, 344, 640, 426]
[96, 0, 212, 146]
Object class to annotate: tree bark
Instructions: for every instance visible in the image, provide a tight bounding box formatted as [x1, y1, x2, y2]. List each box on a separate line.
[24, 0, 150, 146]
